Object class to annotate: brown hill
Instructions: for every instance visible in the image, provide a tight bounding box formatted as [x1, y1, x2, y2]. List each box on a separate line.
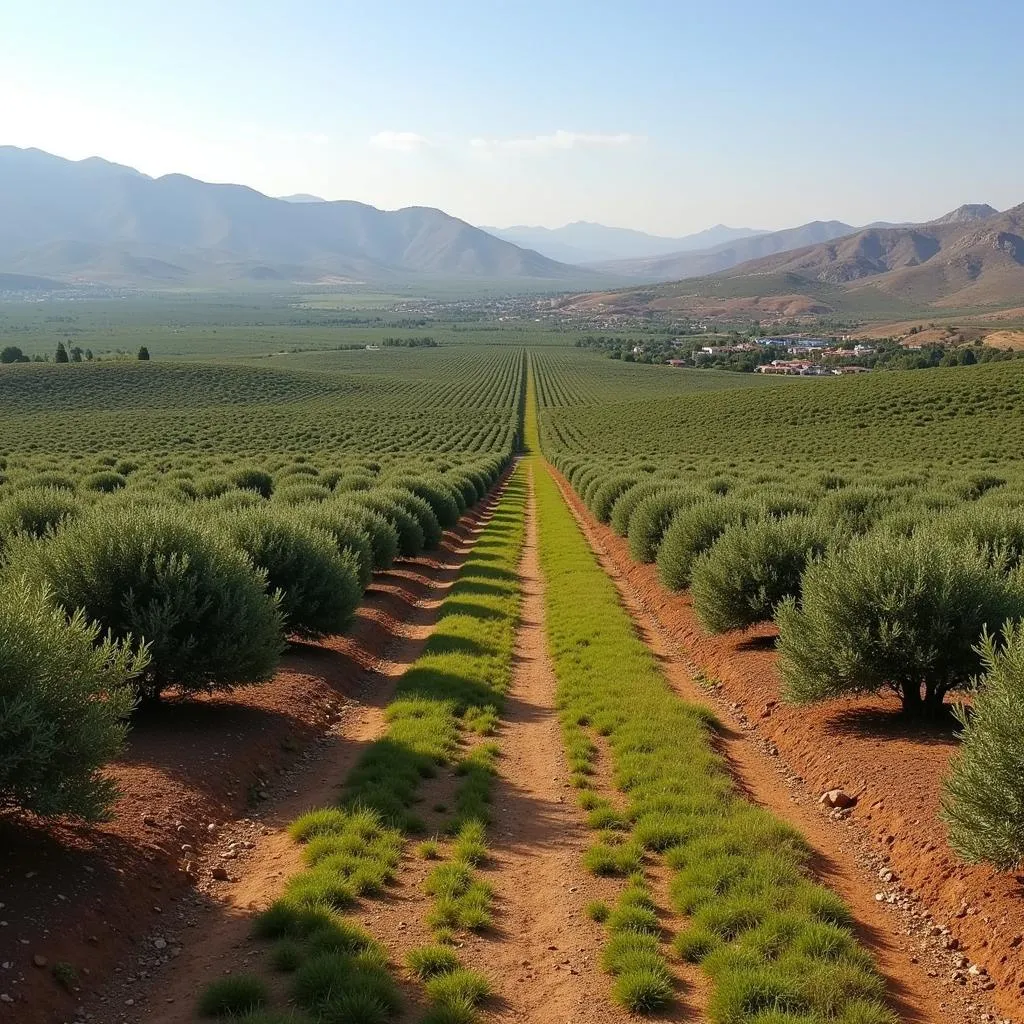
[723, 204, 1023, 306]
[569, 204, 1024, 318]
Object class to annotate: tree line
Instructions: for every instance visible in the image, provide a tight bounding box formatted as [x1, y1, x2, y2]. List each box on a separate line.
[1, 343, 151, 364]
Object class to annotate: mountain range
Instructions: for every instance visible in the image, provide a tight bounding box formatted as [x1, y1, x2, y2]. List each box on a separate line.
[479, 221, 763, 264]
[566, 203, 1024, 316]
[0, 147, 582, 287]
[1, 146, 1021, 311]
[587, 220, 867, 280]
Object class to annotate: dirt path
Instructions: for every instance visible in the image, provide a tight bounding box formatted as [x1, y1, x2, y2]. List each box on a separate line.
[299, 468, 636, 1023]
[546, 463, 984, 1024]
[460, 469, 632, 1024]
[76, 484, 509, 1024]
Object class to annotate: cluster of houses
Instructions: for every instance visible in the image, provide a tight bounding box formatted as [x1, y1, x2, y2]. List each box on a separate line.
[756, 361, 870, 376]
[693, 337, 878, 359]
[664, 335, 880, 376]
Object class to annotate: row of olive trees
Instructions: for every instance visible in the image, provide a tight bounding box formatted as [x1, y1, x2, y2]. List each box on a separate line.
[0, 465, 501, 822]
[570, 467, 1024, 871]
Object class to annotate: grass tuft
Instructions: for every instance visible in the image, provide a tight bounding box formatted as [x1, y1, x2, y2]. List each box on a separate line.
[407, 944, 461, 980]
[196, 974, 269, 1017]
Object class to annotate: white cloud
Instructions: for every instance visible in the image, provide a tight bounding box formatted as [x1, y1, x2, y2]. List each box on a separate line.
[369, 130, 432, 153]
[468, 130, 645, 153]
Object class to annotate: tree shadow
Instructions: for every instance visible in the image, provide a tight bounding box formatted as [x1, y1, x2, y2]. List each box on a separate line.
[734, 634, 778, 652]
[821, 705, 961, 746]
[424, 632, 498, 658]
[454, 579, 515, 598]
[439, 599, 505, 621]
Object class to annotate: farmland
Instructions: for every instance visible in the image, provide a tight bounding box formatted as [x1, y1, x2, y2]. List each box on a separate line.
[1, 311, 1024, 1024]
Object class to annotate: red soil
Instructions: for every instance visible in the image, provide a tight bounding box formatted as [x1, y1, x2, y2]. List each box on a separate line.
[0, 494, 501, 1024]
[552, 465, 1024, 1023]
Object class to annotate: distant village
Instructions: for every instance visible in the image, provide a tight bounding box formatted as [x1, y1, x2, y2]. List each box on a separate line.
[671, 337, 875, 376]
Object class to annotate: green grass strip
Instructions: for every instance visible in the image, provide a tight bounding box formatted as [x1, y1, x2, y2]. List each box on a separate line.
[533, 458, 897, 1022]
[344, 466, 526, 831]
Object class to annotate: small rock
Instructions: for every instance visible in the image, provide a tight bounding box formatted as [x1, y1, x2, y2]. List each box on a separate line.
[32, 955, 47, 968]
[142, 815, 158, 827]
[153, 939, 167, 951]
[819, 789, 857, 809]
[211, 867, 229, 881]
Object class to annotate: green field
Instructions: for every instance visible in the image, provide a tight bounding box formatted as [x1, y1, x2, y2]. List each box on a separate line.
[0, 293, 582, 361]
[3, 296, 1024, 1021]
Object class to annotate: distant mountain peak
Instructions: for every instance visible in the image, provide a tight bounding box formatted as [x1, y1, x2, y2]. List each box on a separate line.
[279, 193, 327, 203]
[0, 145, 146, 178]
[929, 204, 999, 225]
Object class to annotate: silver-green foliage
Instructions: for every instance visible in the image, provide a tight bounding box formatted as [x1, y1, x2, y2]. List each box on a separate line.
[691, 516, 831, 634]
[220, 506, 362, 639]
[926, 504, 1024, 572]
[943, 624, 1024, 869]
[627, 488, 705, 564]
[0, 578, 145, 819]
[17, 503, 283, 699]
[656, 498, 745, 591]
[589, 473, 641, 524]
[0, 486, 82, 546]
[778, 533, 1024, 716]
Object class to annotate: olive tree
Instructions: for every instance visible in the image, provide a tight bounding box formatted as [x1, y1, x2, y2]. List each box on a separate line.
[219, 506, 362, 639]
[691, 515, 830, 634]
[778, 533, 1024, 717]
[17, 504, 283, 702]
[942, 623, 1024, 870]
[0, 579, 145, 819]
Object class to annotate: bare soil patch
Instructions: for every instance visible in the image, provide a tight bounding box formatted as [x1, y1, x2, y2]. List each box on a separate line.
[0, 485, 504, 1024]
[983, 329, 1024, 350]
[550, 462, 1022, 1024]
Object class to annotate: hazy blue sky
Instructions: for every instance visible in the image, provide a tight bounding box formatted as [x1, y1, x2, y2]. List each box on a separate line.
[2, 0, 1021, 234]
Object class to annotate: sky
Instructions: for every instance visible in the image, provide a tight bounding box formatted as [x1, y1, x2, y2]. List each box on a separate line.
[2, 0, 1023, 236]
